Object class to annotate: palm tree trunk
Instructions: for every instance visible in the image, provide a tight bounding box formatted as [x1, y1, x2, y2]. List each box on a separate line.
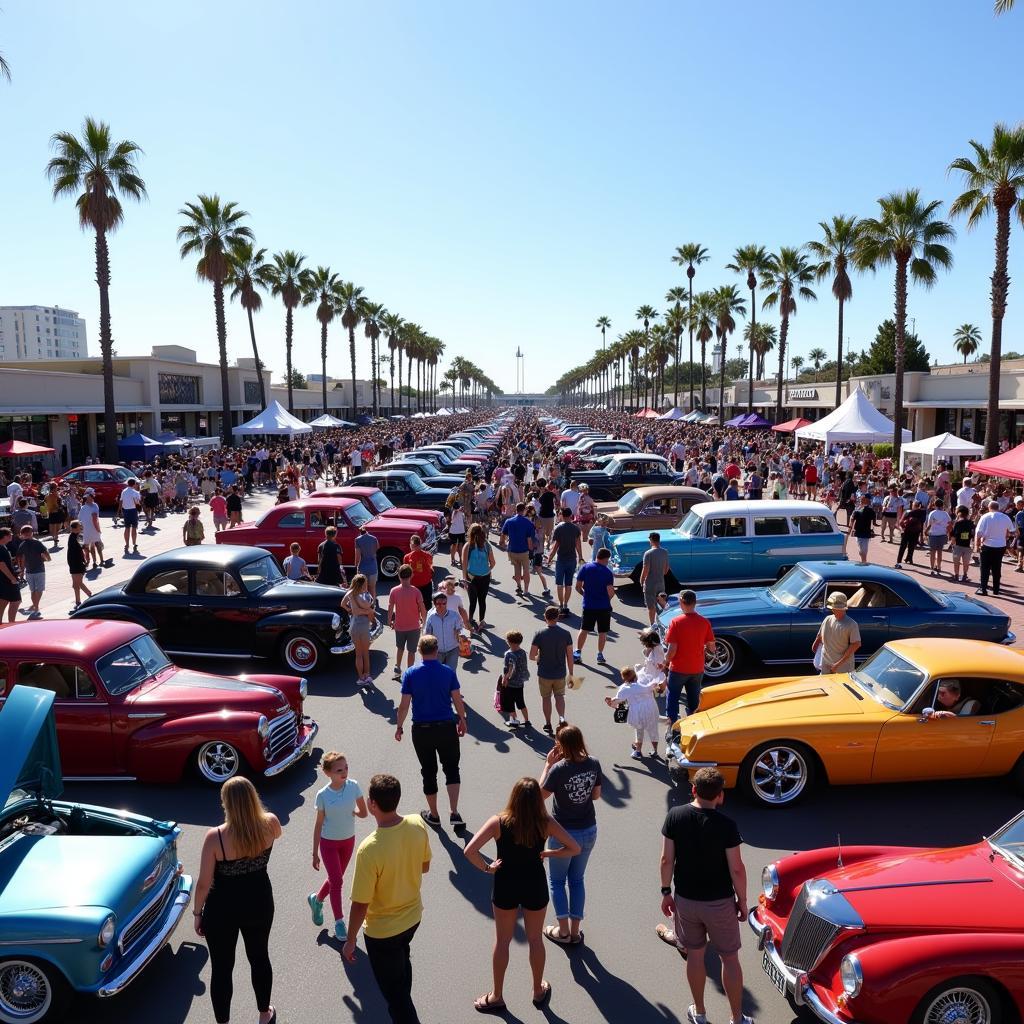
[285, 307, 295, 414]
[985, 199, 1013, 457]
[747, 285, 757, 415]
[719, 335, 728, 418]
[371, 336, 378, 416]
[893, 258, 909, 461]
[834, 297, 845, 409]
[389, 355, 395, 412]
[321, 320, 329, 413]
[775, 315, 789, 422]
[94, 228, 118, 460]
[700, 341, 707, 411]
[246, 307, 267, 409]
[398, 347, 404, 416]
[687, 278, 695, 411]
[214, 281, 232, 447]
[348, 325, 357, 420]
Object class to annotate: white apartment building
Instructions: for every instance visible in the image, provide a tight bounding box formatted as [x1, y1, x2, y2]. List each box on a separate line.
[0, 305, 88, 360]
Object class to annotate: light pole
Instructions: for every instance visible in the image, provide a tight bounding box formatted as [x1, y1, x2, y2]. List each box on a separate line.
[515, 346, 525, 394]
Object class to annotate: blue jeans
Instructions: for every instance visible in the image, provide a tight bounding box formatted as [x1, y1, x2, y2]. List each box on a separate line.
[666, 671, 703, 726]
[547, 825, 597, 921]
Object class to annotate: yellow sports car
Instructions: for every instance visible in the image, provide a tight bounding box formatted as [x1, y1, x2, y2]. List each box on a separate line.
[667, 638, 1024, 807]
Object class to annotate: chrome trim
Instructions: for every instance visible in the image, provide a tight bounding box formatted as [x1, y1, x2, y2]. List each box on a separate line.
[64, 775, 138, 782]
[263, 717, 318, 777]
[117, 869, 175, 954]
[163, 649, 241, 659]
[1001, 631, 1016, 645]
[666, 741, 718, 770]
[126, 713, 167, 720]
[0, 937, 82, 945]
[330, 640, 356, 655]
[835, 876, 992, 895]
[97, 875, 192, 998]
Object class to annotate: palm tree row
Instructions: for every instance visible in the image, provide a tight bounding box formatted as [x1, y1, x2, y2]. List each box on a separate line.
[441, 357, 499, 410]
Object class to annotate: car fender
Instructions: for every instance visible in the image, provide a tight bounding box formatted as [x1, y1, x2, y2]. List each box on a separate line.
[0, 907, 109, 990]
[127, 711, 265, 781]
[72, 603, 156, 630]
[698, 676, 804, 711]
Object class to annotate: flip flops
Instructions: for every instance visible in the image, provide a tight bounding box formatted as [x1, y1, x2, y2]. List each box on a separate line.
[474, 994, 506, 1014]
[532, 981, 552, 1008]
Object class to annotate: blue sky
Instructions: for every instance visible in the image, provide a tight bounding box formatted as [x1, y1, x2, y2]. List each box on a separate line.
[1, 1, 1022, 393]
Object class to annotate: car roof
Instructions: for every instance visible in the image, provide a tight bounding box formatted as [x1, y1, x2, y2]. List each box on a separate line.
[793, 560, 915, 582]
[885, 638, 1024, 677]
[606, 485, 708, 500]
[604, 452, 667, 462]
[0, 618, 146, 656]
[316, 486, 379, 496]
[140, 544, 282, 574]
[60, 464, 123, 473]
[270, 497, 362, 509]
[360, 469, 414, 477]
[689, 499, 835, 516]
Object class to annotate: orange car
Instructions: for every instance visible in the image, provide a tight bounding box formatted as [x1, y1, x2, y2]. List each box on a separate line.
[594, 485, 709, 533]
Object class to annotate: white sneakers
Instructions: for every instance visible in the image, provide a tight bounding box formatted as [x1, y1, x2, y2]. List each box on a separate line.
[687, 1007, 754, 1024]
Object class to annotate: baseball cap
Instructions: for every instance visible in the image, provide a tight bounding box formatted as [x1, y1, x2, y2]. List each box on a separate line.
[826, 592, 848, 608]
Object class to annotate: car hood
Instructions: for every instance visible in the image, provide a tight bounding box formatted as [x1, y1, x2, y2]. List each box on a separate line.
[0, 688, 62, 807]
[812, 844, 1023, 931]
[706, 677, 867, 724]
[656, 588, 770, 630]
[260, 580, 347, 605]
[130, 667, 292, 712]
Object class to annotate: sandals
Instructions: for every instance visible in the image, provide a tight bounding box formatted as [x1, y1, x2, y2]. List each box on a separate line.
[532, 981, 552, 1008]
[543, 925, 582, 945]
[474, 994, 506, 1014]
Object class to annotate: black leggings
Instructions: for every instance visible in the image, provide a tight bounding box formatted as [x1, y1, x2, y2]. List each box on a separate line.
[203, 878, 275, 1024]
[467, 573, 491, 621]
[410, 721, 461, 796]
[897, 530, 921, 565]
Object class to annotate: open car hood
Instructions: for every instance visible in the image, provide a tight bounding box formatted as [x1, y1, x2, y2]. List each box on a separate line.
[0, 687, 62, 808]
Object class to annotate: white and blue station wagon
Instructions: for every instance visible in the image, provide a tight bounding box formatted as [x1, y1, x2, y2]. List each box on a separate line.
[610, 500, 847, 586]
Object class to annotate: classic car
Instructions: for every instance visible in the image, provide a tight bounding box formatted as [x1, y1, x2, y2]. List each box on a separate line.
[563, 439, 639, 459]
[72, 545, 381, 673]
[50, 464, 134, 508]
[0, 619, 317, 784]
[221, 496, 435, 578]
[611, 500, 846, 586]
[309, 484, 447, 537]
[595, 484, 710, 534]
[568, 453, 684, 501]
[0, 687, 192, 1022]
[749, 810, 1024, 1024]
[384, 458, 466, 489]
[352, 470, 456, 514]
[408, 449, 486, 477]
[657, 561, 1016, 679]
[666, 638, 1024, 807]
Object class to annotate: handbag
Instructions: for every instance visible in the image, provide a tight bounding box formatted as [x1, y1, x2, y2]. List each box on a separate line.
[612, 701, 629, 724]
[493, 674, 504, 712]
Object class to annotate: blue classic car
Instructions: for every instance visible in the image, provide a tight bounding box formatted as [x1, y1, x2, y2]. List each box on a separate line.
[611, 499, 846, 586]
[656, 560, 1016, 679]
[0, 687, 192, 1022]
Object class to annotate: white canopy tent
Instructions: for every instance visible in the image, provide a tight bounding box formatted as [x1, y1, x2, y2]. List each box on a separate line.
[658, 407, 686, 420]
[795, 389, 910, 448]
[898, 431, 983, 471]
[183, 435, 221, 449]
[231, 400, 312, 436]
[308, 413, 354, 429]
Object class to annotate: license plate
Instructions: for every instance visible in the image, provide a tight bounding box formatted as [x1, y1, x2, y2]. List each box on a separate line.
[762, 949, 786, 994]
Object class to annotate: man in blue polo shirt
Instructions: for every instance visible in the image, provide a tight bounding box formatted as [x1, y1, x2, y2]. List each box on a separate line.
[500, 501, 536, 597]
[574, 547, 616, 665]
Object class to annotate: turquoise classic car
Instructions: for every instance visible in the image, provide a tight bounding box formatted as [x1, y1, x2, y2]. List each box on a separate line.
[0, 687, 192, 1022]
[609, 499, 847, 586]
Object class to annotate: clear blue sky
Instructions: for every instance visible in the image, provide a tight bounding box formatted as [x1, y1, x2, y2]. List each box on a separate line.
[1, 1, 1022, 393]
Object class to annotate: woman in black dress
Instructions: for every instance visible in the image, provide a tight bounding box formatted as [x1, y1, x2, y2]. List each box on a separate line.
[66, 519, 93, 608]
[0, 528, 22, 622]
[464, 777, 579, 1014]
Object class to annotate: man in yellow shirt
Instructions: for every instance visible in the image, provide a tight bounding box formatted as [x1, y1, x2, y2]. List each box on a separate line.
[343, 774, 431, 1024]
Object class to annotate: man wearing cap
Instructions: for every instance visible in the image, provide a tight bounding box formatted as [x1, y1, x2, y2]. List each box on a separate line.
[811, 593, 861, 674]
[424, 592, 462, 673]
[974, 499, 1014, 597]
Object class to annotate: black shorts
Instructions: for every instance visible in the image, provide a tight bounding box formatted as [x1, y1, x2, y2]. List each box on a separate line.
[581, 607, 611, 633]
[499, 686, 527, 713]
[492, 870, 549, 913]
[143, 493, 159, 509]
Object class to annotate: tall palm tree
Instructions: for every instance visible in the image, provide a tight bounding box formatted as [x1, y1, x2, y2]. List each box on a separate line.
[745, 321, 776, 379]
[596, 316, 611, 404]
[791, 356, 805, 379]
[807, 347, 828, 375]
[335, 281, 366, 419]
[227, 241, 272, 410]
[807, 215, 860, 407]
[267, 251, 308, 414]
[691, 292, 716, 410]
[176, 195, 252, 446]
[672, 243, 710, 410]
[363, 302, 386, 416]
[953, 323, 982, 363]
[635, 305, 659, 408]
[762, 247, 817, 422]
[664, 304, 687, 408]
[857, 191, 955, 459]
[949, 124, 1024, 455]
[382, 312, 404, 412]
[712, 285, 747, 413]
[665, 286, 689, 400]
[995, 0, 1014, 11]
[302, 266, 340, 414]
[726, 245, 770, 413]
[46, 118, 146, 459]
[1, 44, 11, 81]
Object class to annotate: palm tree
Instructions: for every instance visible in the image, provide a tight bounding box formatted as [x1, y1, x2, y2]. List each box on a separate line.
[664, 304, 687, 408]
[726, 245, 770, 413]
[596, 316, 611, 404]
[953, 323, 983, 363]
[712, 285, 747, 413]
[745, 321, 776, 379]
[635, 306, 659, 408]
[1, 46, 11, 82]
[302, 266, 340, 414]
[949, 124, 1024, 455]
[807, 215, 860, 407]
[47, 118, 146, 459]
[267, 251, 308, 414]
[672, 243, 710, 410]
[808, 347, 828, 375]
[176, 195, 252, 446]
[335, 281, 366, 419]
[762, 247, 817, 421]
[690, 292, 716, 410]
[857, 190, 955, 459]
[363, 302, 386, 416]
[791, 355, 805, 379]
[227, 241, 272, 410]
[995, 0, 1013, 12]
[382, 312, 404, 412]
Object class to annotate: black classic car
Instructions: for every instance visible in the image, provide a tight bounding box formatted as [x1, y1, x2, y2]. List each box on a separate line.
[569, 453, 685, 501]
[353, 470, 454, 512]
[385, 458, 466, 489]
[71, 545, 383, 673]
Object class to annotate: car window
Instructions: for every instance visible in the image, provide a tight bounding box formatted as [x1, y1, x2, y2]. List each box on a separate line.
[277, 511, 305, 528]
[195, 570, 242, 597]
[706, 516, 747, 538]
[753, 516, 791, 536]
[239, 554, 284, 591]
[84, 469, 109, 483]
[114, 468, 134, 482]
[678, 509, 702, 537]
[143, 569, 189, 596]
[64, 471, 82, 484]
[309, 510, 335, 528]
[17, 662, 95, 700]
[346, 503, 374, 528]
[95, 636, 172, 696]
[851, 648, 926, 709]
[792, 514, 835, 535]
[368, 492, 392, 513]
[406, 475, 428, 492]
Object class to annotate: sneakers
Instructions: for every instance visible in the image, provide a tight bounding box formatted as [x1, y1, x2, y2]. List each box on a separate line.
[572, 650, 582, 664]
[334, 919, 347, 940]
[686, 1007, 707, 1024]
[630, 749, 642, 760]
[596, 652, 607, 665]
[393, 666, 402, 679]
[731, 1017, 755, 1024]
[307, 893, 324, 927]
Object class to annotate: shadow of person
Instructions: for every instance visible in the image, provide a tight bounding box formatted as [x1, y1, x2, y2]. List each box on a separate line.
[336, 943, 391, 1021]
[462, 699, 513, 753]
[565, 942, 682, 1022]
[432, 823, 499, 920]
[596, 765, 631, 809]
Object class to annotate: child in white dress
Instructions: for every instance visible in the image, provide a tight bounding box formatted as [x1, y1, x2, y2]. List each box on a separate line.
[605, 665, 663, 760]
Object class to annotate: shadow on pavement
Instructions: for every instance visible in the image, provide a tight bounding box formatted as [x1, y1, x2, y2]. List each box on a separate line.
[566, 942, 683, 1023]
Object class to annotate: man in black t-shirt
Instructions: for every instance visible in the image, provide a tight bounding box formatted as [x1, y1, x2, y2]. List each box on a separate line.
[657, 768, 750, 1024]
[316, 526, 347, 587]
[537, 480, 557, 550]
[847, 494, 876, 566]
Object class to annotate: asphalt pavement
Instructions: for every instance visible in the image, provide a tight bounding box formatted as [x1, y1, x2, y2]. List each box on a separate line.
[59, 491, 1024, 1024]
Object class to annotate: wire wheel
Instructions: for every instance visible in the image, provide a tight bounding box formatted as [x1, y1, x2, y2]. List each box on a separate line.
[703, 638, 738, 679]
[922, 986, 994, 1024]
[0, 960, 53, 1023]
[196, 741, 241, 784]
[745, 744, 811, 806]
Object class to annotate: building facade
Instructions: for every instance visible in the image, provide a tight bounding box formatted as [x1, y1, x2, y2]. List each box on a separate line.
[0, 305, 87, 361]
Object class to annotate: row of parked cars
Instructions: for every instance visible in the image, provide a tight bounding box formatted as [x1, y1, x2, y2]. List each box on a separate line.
[541, 417, 1024, 1024]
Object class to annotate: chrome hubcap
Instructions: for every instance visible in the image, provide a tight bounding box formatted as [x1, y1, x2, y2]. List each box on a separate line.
[380, 555, 402, 578]
[198, 742, 239, 782]
[287, 639, 316, 670]
[925, 988, 991, 1024]
[0, 961, 50, 1018]
[752, 747, 808, 804]
[704, 640, 734, 676]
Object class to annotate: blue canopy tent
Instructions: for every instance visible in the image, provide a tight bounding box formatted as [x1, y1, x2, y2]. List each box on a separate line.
[739, 413, 772, 428]
[117, 432, 163, 463]
[724, 413, 748, 427]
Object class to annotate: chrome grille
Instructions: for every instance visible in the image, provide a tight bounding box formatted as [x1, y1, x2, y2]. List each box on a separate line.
[779, 884, 842, 971]
[267, 711, 298, 760]
[119, 872, 175, 954]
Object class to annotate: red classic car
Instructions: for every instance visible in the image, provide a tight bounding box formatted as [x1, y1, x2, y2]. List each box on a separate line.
[0, 619, 318, 785]
[310, 485, 448, 537]
[51, 464, 135, 508]
[220, 496, 436, 579]
[750, 814, 1024, 1024]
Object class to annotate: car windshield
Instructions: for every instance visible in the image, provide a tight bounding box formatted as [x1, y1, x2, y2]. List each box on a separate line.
[368, 492, 393, 513]
[415, 462, 440, 477]
[239, 554, 284, 591]
[96, 633, 173, 695]
[619, 491, 645, 514]
[405, 474, 428, 493]
[850, 648, 927, 710]
[346, 503, 374, 528]
[677, 509, 702, 537]
[768, 566, 821, 607]
[925, 587, 950, 608]
[989, 814, 1024, 870]
[114, 467, 134, 482]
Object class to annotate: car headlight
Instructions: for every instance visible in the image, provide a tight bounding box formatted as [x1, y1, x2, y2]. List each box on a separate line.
[761, 863, 780, 902]
[257, 714, 270, 740]
[98, 913, 116, 948]
[331, 613, 342, 631]
[840, 953, 863, 997]
[299, 677, 308, 701]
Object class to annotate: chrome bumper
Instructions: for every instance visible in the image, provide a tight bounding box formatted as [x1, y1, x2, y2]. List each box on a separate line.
[610, 561, 635, 578]
[1001, 631, 1016, 645]
[97, 874, 193, 998]
[330, 615, 385, 655]
[264, 716, 319, 777]
[747, 910, 860, 1024]
[666, 741, 718, 770]
[424, 536, 438, 554]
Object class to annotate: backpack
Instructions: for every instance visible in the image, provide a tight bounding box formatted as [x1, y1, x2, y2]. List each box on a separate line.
[467, 544, 491, 576]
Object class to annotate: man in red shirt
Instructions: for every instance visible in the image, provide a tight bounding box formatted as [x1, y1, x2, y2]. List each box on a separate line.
[662, 590, 716, 728]
[403, 534, 435, 610]
[388, 564, 427, 679]
[723, 460, 741, 481]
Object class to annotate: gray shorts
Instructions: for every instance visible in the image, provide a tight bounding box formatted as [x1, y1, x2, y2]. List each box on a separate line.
[952, 545, 971, 559]
[855, 537, 870, 558]
[350, 615, 371, 641]
[395, 628, 421, 653]
[25, 572, 45, 593]
[928, 534, 948, 551]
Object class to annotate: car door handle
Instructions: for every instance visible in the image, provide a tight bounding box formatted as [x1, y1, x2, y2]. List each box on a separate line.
[739, 540, 753, 544]
[979, 720, 996, 726]
[871, 615, 887, 620]
[189, 603, 203, 609]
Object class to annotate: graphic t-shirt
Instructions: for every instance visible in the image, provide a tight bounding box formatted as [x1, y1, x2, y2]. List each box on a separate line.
[403, 550, 434, 587]
[543, 756, 602, 830]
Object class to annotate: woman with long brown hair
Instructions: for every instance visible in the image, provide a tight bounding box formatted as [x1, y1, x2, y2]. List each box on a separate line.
[193, 777, 282, 1024]
[464, 777, 579, 1013]
[461, 521, 495, 630]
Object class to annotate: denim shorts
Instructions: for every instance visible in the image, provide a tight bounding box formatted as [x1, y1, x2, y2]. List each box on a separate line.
[554, 560, 576, 586]
[25, 571, 45, 593]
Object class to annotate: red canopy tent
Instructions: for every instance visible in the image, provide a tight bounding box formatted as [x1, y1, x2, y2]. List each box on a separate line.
[772, 417, 812, 433]
[633, 409, 661, 418]
[0, 440, 55, 457]
[967, 442, 1024, 483]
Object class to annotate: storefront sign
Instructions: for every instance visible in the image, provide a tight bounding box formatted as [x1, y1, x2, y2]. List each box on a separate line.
[787, 387, 817, 401]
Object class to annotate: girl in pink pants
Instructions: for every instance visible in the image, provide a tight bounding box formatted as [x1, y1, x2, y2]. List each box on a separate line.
[308, 752, 367, 939]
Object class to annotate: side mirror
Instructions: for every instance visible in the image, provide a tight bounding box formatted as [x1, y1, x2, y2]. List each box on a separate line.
[918, 707, 935, 722]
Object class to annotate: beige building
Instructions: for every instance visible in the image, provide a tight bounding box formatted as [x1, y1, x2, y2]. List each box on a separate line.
[0, 305, 87, 361]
